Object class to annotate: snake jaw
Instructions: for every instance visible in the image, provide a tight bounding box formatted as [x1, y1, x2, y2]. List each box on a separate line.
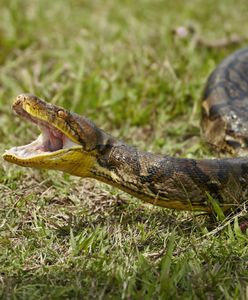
[3, 94, 82, 163]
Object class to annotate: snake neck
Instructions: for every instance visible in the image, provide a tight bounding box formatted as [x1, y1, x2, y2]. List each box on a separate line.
[84, 135, 210, 211]
[90, 141, 170, 205]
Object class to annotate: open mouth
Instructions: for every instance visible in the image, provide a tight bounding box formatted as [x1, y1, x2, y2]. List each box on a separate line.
[4, 95, 80, 160]
[6, 118, 79, 159]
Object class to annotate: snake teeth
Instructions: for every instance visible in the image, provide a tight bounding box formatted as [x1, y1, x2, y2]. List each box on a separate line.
[5, 135, 45, 158]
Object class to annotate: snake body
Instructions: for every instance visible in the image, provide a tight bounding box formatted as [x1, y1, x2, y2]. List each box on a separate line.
[202, 48, 248, 156]
[3, 48, 248, 212]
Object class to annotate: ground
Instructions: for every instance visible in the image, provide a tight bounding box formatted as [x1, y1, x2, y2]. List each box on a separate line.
[0, 0, 248, 299]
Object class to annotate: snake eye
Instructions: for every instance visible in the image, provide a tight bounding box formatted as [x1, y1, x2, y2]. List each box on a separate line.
[58, 110, 66, 118]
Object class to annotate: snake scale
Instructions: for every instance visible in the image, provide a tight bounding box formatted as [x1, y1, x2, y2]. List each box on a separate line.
[3, 48, 248, 213]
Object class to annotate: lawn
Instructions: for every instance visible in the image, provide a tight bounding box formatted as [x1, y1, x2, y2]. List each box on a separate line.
[0, 0, 248, 299]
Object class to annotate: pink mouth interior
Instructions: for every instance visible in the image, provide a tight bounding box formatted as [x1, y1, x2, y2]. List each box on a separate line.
[38, 126, 64, 152]
[5, 120, 78, 158]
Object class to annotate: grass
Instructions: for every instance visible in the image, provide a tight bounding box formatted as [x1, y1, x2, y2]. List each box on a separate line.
[0, 0, 248, 299]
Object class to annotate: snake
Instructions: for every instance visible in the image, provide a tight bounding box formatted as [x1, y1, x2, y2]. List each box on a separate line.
[3, 48, 248, 213]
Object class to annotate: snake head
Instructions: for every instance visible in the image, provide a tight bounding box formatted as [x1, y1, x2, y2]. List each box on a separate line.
[3, 94, 110, 177]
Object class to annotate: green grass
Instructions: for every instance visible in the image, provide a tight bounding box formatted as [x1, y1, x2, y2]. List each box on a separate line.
[0, 0, 248, 299]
